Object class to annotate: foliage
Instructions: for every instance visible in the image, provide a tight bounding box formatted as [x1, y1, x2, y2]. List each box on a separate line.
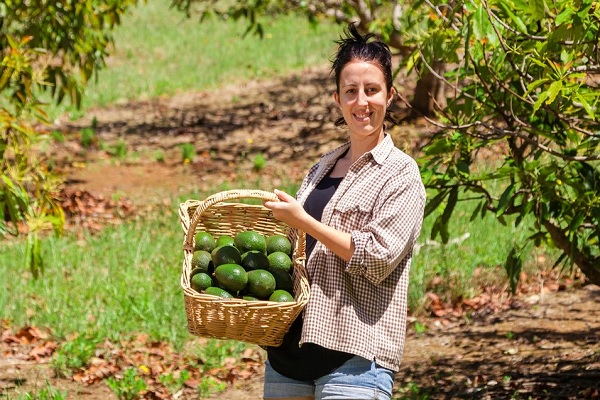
[6, 383, 68, 400]
[252, 153, 267, 171]
[158, 369, 190, 395]
[0, 36, 63, 278]
[106, 367, 147, 400]
[180, 143, 195, 163]
[1, 0, 140, 277]
[80, 127, 96, 148]
[411, 0, 600, 286]
[107, 138, 129, 159]
[51, 331, 102, 378]
[196, 376, 226, 398]
[169, 0, 413, 51]
[169, 0, 600, 286]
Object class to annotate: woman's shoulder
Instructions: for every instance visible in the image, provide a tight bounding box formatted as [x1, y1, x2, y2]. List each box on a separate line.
[386, 145, 420, 171]
[383, 146, 425, 191]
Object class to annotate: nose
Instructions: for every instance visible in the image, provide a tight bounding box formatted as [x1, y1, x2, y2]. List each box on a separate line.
[357, 89, 368, 105]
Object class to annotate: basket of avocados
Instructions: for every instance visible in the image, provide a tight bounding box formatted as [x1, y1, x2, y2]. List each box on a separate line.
[179, 189, 309, 347]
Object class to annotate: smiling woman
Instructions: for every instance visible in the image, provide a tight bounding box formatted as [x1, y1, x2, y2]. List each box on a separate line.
[261, 23, 426, 400]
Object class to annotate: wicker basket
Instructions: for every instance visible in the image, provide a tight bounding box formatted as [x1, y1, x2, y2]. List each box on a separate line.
[179, 189, 310, 347]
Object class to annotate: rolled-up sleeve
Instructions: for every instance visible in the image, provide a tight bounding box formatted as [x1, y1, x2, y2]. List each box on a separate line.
[346, 167, 425, 285]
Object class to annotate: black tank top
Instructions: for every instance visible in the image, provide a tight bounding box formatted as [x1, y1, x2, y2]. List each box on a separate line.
[266, 174, 354, 381]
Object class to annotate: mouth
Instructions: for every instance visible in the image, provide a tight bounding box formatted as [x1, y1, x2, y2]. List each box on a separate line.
[353, 112, 372, 122]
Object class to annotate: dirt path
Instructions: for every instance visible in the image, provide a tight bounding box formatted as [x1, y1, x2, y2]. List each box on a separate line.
[204, 284, 600, 400]
[2, 284, 598, 399]
[49, 65, 426, 206]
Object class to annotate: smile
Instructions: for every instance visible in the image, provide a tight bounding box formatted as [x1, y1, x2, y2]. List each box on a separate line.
[354, 112, 372, 120]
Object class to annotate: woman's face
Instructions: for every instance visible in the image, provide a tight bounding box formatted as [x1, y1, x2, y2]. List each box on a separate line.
[334, 60, 394, 141]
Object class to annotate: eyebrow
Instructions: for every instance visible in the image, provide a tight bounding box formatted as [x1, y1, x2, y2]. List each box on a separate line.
[340, 81, 382, 88]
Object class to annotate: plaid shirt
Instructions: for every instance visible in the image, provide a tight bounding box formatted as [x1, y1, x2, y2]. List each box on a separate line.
[295, 134, 425, 372]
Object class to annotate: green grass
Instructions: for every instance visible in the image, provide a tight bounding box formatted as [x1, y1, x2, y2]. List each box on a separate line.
[0, 207, 186, 345]
[409, 195, 543, 312]
[0, 186, 554, 348]
[1, 383, 68, 400]
[47, 1, 340, 120]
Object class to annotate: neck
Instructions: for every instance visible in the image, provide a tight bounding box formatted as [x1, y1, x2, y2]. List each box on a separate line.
[347, 132, 384, 163]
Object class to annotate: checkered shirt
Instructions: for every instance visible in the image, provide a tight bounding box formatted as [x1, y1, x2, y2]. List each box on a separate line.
[294, 134, 426, 372]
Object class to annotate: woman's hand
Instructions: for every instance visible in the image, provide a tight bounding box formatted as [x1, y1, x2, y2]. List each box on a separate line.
[264, 189, 354, 261]
[263, 189, 309, 230]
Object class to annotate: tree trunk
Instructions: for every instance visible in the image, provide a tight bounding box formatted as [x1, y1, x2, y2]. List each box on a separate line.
[410, 61, 446, 117]
[543, 220, 600, 286]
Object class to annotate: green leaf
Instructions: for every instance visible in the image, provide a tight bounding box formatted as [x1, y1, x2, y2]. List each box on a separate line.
[24, 233, 36, 278]
[560, 50, 572, 64]
[498, 0, 529, 33]
[424, 138, 454, 156]
[554, 7, 575, 26]
[424, 189, 450, 218]
[32, 233, 44, 279]
[575, 92, 595, 120]
[1, 177, 25, 226]
[545, 80, 563, 105]
[568, 212, 586, 236]
[533, 90, 549, 113]
[497, 183, 516, 216]
[528, 0, 546, 21]
[504, 245, 524, 294]
[516, 200, 534, 227]
[473, 4, 489, 41]
[440, 187, 459, 243]
[406, 49, 420, 74]
[525, 78, 550, 95]
[456, 161, 470, 176]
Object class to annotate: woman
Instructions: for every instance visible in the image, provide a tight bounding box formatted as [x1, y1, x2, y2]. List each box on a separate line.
[263, 23, 426, 400]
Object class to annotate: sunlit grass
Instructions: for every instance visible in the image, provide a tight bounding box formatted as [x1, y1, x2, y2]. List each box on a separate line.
[45, 1, 339, 120]
[0, 181, 557, 348]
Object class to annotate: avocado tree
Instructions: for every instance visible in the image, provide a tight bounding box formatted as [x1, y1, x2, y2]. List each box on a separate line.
[171, 0, 600, 287]
[411, 0, 600, 287]
[1, 0, 139, 277]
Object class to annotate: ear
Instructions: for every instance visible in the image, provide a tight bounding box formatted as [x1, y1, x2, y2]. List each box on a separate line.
[333, 91, 341, 108]
[387, 87, 396, 107]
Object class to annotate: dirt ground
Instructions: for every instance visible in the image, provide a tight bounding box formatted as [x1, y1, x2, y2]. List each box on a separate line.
[209, 284, 600, 400]
[2, 66, 599, 399]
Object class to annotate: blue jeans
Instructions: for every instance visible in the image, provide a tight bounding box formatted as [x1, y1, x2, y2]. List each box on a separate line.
[263, 355, 394, 399]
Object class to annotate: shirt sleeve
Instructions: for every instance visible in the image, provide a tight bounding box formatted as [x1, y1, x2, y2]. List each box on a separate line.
[346, 164, 426, 285]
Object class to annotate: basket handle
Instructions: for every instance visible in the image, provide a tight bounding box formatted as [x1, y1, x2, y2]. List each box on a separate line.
[184, 189, 280, 251]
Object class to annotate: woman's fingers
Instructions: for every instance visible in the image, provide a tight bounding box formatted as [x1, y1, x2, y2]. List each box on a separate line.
[273, 188, 294, 202]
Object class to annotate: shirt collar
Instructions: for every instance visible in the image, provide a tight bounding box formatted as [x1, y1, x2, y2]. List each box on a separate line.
[320, 134, 394, 166]
[370, 134, 394, 165]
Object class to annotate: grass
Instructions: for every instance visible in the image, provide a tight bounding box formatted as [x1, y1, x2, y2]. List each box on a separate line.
[0, 179, 560, 399]
[46, 0, 340, 120]
[409, 195, 544, 312]
[1, 383, 68, 400]
[0, 208, 186, 345]
[0, 185, 553, 347]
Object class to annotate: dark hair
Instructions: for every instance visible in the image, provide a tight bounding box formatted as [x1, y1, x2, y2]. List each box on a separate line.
[331, 23, 397, 127]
